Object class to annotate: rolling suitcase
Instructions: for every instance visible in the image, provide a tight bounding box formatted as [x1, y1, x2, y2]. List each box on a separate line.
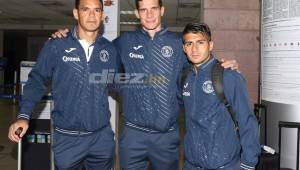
[15, 120, 52, 170]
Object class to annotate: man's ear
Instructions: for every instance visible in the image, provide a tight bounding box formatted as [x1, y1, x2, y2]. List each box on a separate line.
[135, 9, 140, 19]
[182, 44, 187, 53]
[160, 6, 165, 17]
[73, 8, 79, 20]
[209, 41, 214, 51]
[102, 13, 105, 21]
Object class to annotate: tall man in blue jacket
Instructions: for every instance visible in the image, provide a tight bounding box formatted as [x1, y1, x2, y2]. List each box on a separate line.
[181, 22, 260, 170]
[113, 1, 187, 169]
[8, 0, 118, 169]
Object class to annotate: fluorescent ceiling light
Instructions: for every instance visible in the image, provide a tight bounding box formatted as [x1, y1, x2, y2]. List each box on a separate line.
[120, 21, 140, 25]
[120, 11, 135, 15]
[178, 3, 201, 8]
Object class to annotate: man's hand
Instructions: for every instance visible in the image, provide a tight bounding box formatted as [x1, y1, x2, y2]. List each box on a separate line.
[220, 58, 239, 72]
[8, 120, 29, 142]
[51, 28, 69, 39]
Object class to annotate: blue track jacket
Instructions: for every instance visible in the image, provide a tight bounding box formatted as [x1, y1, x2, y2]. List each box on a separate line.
[18, 27, 119, 132]
[113, 27, 188, 132]
[182, 57, 260, 169]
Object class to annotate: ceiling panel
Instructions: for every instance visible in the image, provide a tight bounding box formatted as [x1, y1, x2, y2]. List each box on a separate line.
[0, 0, 202, 29]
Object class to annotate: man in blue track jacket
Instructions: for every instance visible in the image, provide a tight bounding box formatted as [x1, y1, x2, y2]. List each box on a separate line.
[181, 22, 260, 170]
[113, 0, 187, 168]
[8, 0, 119, 169]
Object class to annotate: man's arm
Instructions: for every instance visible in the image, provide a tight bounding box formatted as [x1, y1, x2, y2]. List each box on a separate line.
[8, 41, 57, 142]
[224, 71, 261, 169]
[108, 41, 124, 93]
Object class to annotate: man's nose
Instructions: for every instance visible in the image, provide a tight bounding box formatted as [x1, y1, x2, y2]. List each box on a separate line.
[89, 10, 96, 17]
[146, 10, 154, 18]
[192, 43, 199, 52]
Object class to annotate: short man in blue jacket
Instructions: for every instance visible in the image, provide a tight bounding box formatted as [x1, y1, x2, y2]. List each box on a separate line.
[8, 0, 118, 169]
[181, 22, 261, 170]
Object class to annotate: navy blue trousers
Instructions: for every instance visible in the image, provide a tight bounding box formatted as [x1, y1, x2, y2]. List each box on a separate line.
[183, 158, 240, 170]
[52, 126, 115, 170]
[120, 126, 180, 170]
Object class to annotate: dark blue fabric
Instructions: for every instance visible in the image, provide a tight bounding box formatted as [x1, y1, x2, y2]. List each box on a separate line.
[120, 126, 180, 170]
[113, 27, 189, 132]
[53, 126, 115, 170]
[18, 27, 119, 132]
[182, 57, 260, 169]
[184, 157, 240, 170]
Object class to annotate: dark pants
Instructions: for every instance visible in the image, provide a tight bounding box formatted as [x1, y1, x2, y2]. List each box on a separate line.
[52, 126, 115, 170]
[183, 158, 240, 170]
[120, 126, 180, 170]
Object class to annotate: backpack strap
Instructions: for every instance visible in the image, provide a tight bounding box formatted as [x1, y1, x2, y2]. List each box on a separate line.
[212, 61, 239, 134]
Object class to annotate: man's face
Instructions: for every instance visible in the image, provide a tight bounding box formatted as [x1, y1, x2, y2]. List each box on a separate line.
[135, 0, 164, 32]
[73, 0, 103, 32]
[183, 32, 214, 66]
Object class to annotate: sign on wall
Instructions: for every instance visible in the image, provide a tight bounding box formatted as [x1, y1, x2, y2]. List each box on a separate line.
[261, 0, 300, 104]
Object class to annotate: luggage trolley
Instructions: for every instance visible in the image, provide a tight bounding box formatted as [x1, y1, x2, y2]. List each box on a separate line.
[17, 61, 54, 170]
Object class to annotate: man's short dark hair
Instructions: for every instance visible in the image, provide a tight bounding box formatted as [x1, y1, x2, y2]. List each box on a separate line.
[182, 22, 212, 41]
[75, 0, 103, 9]
[135, 0, 162, 9]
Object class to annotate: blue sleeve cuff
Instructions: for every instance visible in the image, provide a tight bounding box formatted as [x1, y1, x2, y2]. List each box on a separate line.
[17, 113, 30, 120]
[240, 163, 255, 170]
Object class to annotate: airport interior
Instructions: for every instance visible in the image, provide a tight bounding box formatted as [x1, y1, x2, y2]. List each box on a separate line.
[0, 0, 300, 169]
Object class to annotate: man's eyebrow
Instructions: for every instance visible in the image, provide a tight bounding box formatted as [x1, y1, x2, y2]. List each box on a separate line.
[183, 41, 192, 44]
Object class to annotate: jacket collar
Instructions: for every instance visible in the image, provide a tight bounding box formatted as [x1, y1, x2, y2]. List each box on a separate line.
[192, 55, 217, 73]
[138, 25, 169, 38]
[70, 26, 103, 44]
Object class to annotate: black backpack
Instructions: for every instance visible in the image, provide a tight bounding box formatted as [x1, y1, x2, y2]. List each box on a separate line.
[181, 61, 239, 135]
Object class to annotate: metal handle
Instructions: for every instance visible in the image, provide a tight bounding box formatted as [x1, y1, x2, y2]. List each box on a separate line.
[15, 127, 23, 137]
[15, 127, 23, 170]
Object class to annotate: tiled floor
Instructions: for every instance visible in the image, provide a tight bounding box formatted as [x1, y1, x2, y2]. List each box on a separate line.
[0, 100, 18, 170]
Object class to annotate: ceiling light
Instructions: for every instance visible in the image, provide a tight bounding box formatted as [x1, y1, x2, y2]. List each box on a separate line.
[178, 3, 201, 8]
[120, 11, 135, 15]
[120, 21, 140, 25]
[33, 1, 64, 7]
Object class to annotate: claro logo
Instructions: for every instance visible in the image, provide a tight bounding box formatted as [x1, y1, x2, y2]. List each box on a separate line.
[63, 56, 81, 62]
[129, 53, 144, 59]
